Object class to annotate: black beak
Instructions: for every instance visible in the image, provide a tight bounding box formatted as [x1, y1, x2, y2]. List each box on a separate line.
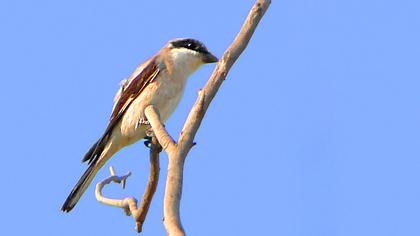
[202, 52, 218, 63]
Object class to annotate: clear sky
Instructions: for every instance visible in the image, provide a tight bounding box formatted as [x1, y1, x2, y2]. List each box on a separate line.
[1, 0, 420, 235]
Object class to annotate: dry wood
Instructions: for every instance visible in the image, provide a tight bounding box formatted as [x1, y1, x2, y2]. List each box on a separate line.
[95, 137, 161, 233]
[147, 1, 271, 235]
[95, 0, 270, 234]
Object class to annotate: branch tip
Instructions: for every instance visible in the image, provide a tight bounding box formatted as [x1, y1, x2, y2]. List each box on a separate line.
[109, 166, 116, 176]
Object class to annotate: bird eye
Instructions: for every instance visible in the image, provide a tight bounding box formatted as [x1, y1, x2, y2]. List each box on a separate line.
[176, 40, 204, 52]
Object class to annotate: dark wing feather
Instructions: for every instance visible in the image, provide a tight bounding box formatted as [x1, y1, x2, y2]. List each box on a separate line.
[82, 57, 160, 164]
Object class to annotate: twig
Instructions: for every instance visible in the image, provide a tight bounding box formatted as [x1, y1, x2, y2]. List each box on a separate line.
[95, 1, 270, 234]
[144, 106, 177, 153]
[135, 136, 162, 232]
[95, 137, 162, 233]
[95, 166, 138, 217]
[145, 1, 271, 235]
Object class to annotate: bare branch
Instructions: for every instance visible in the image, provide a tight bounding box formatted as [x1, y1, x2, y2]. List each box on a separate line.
[161, 1, 271, 235]
[95, 139, 161, 233]
[95, 166, 139, 220]
[145, 105, 177, 153]
[162, 153, 185, 236]
[179, 0, 271, 149]
[94, 1, 270, 234]
[135, 136, 162, 232]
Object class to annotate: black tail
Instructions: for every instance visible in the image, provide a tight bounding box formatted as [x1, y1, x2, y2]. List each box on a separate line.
[61, 161, 99, 212]
[61, 137, 109, 212]
[82, 131, 111, 164]
[63, 122, 116, 212]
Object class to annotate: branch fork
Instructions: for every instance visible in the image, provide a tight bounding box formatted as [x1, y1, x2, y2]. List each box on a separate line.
[95, 135, 161, 233]
[95, 0, 270, 234]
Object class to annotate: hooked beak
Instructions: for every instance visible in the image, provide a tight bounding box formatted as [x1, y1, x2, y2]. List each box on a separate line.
[202, 52, 218, 63]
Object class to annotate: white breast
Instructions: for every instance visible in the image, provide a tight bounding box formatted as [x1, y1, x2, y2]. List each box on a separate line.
[118, 70, 186, 141]
[117, 49, 203, 143]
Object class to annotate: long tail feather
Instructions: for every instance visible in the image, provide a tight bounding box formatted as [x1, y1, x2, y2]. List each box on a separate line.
[61, 161, 100, 212]
[82, 132, 111, 164]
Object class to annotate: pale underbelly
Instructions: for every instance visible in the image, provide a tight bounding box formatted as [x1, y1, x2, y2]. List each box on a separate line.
[117, 79, 184, 143]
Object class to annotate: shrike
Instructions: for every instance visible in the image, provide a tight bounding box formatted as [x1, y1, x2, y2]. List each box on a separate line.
[62, 38, 218, 212]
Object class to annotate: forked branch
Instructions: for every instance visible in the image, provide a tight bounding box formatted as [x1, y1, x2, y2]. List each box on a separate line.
[95, 0, 270, 234]
[146, 1, 271, 235]
[95, 136, 161, 233]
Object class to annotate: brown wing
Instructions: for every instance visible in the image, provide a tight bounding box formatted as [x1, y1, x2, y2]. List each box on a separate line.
[82, 57, 160, 164]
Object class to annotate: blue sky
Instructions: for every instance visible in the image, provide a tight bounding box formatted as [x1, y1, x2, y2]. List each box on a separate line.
[1, 0, 420, 235]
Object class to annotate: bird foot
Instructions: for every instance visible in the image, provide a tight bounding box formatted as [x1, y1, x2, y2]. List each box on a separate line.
[143, 135, 152, 148]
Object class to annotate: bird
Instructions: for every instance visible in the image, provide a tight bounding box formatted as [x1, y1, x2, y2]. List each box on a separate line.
[61, 38, 218, 212]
